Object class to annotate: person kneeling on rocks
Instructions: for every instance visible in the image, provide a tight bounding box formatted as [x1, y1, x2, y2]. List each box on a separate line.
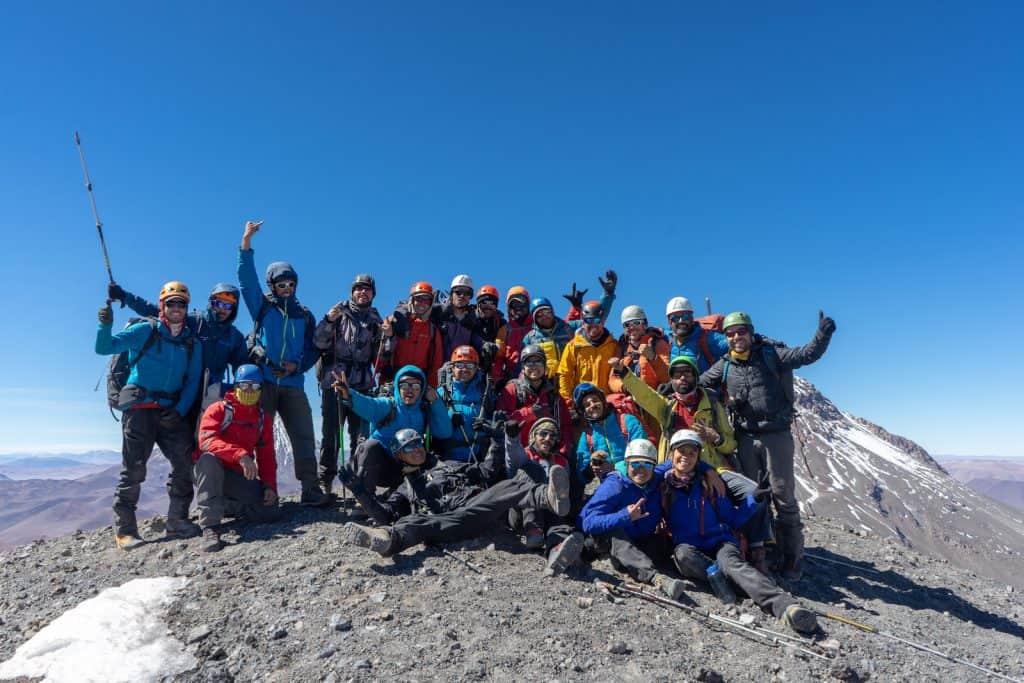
[661, 429, 819, 635]
[341, 427, 575, 573]
[193, 364, 283, 552]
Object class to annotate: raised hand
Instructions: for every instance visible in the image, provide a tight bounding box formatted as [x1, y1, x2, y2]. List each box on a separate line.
[818, 310, 836, 335]
[626, 497, 650, 521]
[598, 269, 618, 295]
[563, 282, 587, 309]
[98, 302, 114, 325]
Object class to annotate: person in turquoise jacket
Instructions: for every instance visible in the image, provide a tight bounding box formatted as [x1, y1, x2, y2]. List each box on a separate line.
[572, 383, 648, 482]
[665, 296, 728, 372]
[237, 220, 327, 506]
[437, 346, 497, 463]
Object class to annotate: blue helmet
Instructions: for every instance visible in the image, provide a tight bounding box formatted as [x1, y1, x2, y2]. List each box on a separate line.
[236, 364, 263, 384]
[572, 382, 605, 411]
[530, 297, 554, 315]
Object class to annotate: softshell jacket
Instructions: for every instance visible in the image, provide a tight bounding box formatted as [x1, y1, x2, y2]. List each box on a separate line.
[430, 304, 484, 360]
[580, 470, 664, 541]
[96, 318, 203, 416]
[700, 330, 833, 433]
[621, 371, 736, 471]
[608, 328, 670, 393]
[496, 375, 573, 457]
[313, 302, 383, 392]
[386, 309, 443, 386]
[575, 412, 648, 480]
[345, 365, 453, 451]
[194, 391, 277, 492]
[522, 290, 615, 379]
[662, 475, 761, 553]
[557, 329, 619, 403]
[237, 249, 317, 388]
[438, 370, 495, 462]
[123, 291, 248, 384]
[669, 327, 729, 373]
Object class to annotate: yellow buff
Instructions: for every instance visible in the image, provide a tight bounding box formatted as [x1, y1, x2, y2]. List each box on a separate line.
[730, 349, 751, 361]
[236, 387, 261, 406]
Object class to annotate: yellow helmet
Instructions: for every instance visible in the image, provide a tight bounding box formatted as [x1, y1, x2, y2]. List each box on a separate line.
[159, 281, 191, 303]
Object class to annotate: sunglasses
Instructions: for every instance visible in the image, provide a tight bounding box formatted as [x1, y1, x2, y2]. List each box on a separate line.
[509, 300, 528, 309]
[582, 316, 603, 325]
[211, 300, 236, 311]
[522, 359, 545, 367]
[669, 313, 693, 323]
[452, 361, 476, 370]
[398, 381, 423, 391]
[451, 288, 472, 297]
[163, 300, 188, 309]
[725, 328, 750, 338]
[627, 461, 654, 470]
[273, 281, 296, 289]
[352, 284, 373, 292]
[670, 367, 695, 378]
[236, 381, 261, 392]
[412, 295, 433, 304]
[400, 441, 424, 453]
[477, 297, 497, 306]
[533, 429, 558, 439]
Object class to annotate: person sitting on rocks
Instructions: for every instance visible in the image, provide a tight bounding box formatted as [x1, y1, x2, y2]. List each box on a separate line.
[193, 364, 283, 552]
[661, 429, 819, 634]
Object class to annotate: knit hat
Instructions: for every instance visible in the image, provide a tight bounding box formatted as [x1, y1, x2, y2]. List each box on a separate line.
[529, 417, 560, 445]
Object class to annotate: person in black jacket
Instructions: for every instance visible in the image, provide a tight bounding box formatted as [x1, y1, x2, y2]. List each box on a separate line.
[700, 310, 836, 580]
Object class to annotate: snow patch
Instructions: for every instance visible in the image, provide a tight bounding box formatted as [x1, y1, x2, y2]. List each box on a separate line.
[0, 576, 195, 683]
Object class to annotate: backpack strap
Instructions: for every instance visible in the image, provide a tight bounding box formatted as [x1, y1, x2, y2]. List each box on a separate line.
[697, 329, 714, 365]
[127, 319, 161, 370]
[617, 413, 630, 440]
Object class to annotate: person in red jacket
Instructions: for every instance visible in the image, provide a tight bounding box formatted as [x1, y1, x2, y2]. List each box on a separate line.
[499, 286, 532, 381]
[382, 282, 444, 386]
[496, 344, 573, 462]
[193, 364, 282, 552]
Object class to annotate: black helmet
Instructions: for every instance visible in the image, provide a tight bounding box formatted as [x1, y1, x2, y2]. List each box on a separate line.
[581, 301, 605, 320]
[351, 273, 376, 294]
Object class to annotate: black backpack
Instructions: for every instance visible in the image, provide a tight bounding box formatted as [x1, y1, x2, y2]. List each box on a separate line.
[106, 318, 195, 412]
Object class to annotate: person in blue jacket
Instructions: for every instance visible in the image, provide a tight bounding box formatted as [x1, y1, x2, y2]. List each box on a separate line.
[573, 383, 648, 482]
[437, 345, 497, 463]
[661, 430, 819, 634]
[664, 297, 728, 372]
[332, 364, 453, 493]
[237, 220, 327, 506]
[96, 281, 204, 550]
[107, 280, 248, 425]
[579, 439, 688, 600]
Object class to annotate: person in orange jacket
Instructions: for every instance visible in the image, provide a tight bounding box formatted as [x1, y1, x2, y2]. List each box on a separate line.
[381, 282, 444, 387]
[608, 304, 670, 394]
[557, 300, 620, 418]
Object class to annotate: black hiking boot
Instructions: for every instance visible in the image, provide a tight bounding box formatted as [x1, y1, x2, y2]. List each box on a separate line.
[546, 465, 571, 517]
[546, 531, 583, 575]
[781, 553, 804, 581]
[300, 485, 331, 507]
[342, 522, 397, 557]
[165, 517, 201, 539]
[200, 527, 224, 553]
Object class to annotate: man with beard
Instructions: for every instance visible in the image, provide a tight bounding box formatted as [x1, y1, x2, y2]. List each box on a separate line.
[608, 305, 669, 394]
[383, 281, 444, 386]
[496, 344, 573, 463]
[557, 299, 619, 414]
[431, 274, 486, 359]
[499, 285, 533, 381]
[665, 296, 728, 372]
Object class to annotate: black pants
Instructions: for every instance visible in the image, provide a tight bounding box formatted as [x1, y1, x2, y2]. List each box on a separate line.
[115, 408, 194, 534]
[193, 453, 283, 528]
[260, 383, 318, 490]
[672, 542, 795, 618]
[347, 439, 404, 493]
[735, 430, 802, 558]
[392, 470, 548, 551]
[319, 388, 366, 485]
[588, 530, 669, 585]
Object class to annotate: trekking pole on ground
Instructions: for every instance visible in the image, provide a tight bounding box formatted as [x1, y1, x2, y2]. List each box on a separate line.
[804, 552, 881, 575]
[74, 132, 117, 288]
[816, 611, 1022, 681]
[440, 547, 485, 575]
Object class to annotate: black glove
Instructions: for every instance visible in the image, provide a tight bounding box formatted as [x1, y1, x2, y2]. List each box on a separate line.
[598, 269, 618, 295]
[472, 416, 505, 438]
[107, 282, 125, 303]
[451, 413, 464, 429]
[530, 403, 549, 418]
[504, 420, 523, 437]
[479, 342, 498, 372]
[563, 283, 587, 310]
[98, 303, 113, 325]
[818, 310, 836, 336]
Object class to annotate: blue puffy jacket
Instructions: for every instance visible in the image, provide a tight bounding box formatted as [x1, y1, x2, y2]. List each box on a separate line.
[663, 477, 762, 553]
[345, 365, 454, 452]
[579, 470, 663, 541]
[438, 370, 493, 463]
[669, 328, 728, 373]
[96, 319, 203, 416]
[576, 413, 648, 479]
[237, 249, 317, 388]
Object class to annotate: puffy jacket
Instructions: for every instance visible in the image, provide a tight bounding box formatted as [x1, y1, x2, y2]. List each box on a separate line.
[522, 290, 616, 378]
[621, 370, 736, 471]
[122, 290, 248, 384]
[495, 375, 573, 455]
[437, 370, 495, 462]
[313, 302, 383, 392]
[237, 249, 317, 388]
[700, 330, 833, 433]
[576, 412, 648, 480]
[609, 328, 670, 393]
[557, 329, 619, 403]
[580, 470, 663, 541]
[386, 308, 443, 386]
[345, 365, 453, 452]
[669, 327, 729, 373]
[96, 317, 203, 416]
[662, 476, 761, 553]
[430, 304, 484, 360]
[194, 391, 277, 492]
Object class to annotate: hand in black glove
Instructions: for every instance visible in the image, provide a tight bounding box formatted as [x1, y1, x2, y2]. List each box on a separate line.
[598, 269, 618, 295]
[480, 342, 498, 370]
[451, 413, 464, 429]
[563, 282, 587, 310]
[504, 420, 523, 437]
[472, 416, 504, 438]
[818, 310, 836, 336]
[531, 403, 549, 418]
[98, 302, 113, 325]
[107, 282, 125, 303]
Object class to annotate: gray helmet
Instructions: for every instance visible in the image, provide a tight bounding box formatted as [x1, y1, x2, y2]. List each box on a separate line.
[620, 304, 647, 327]
[520, 344, 546, 364]
[265, 261, 298, 287]
[351, 273, 376, 294]
[392, 428, 424, 455]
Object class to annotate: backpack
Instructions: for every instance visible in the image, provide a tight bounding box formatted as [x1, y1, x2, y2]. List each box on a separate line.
[376, 397, 433, 447]
[106, 317, 195, 412]
[246, 295, 316, 367]
[437, 362, 496, 417]
[584, 392, 657, 451]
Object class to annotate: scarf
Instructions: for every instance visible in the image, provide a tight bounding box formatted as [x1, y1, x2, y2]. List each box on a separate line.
[673, 389, 699, 409]
[730, 349, 750, 361]
[664, 468, 697, 492]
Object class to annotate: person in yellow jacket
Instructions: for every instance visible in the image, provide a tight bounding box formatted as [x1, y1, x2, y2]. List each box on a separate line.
[557, 301, 619, 416]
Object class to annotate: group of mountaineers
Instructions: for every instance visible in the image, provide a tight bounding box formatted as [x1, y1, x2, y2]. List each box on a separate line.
[95, 219, 837, 636]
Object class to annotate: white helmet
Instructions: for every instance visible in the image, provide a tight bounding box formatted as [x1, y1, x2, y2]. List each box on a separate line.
[620, 305, 647, 327]
[665, 296, 694, 317]
[624, 439, 658, 464]
[669, 429, 703, 452]
[450, 274, 474, 291]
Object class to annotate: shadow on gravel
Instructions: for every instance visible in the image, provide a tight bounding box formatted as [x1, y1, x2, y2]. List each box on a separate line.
[214, 499, 355, 546]
[793, 547, 1024, 639]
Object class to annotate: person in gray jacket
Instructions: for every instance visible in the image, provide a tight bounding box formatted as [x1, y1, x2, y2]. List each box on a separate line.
[699, 310, 836, 580]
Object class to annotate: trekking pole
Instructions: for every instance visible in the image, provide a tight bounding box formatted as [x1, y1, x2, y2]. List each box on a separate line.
[195, 368, 210, 440]
[337, 397, 347, 508]
[74, 132, 117, 287]
[816, 611, 1022, 682]
[440, 547, 485, 575]
[804, 552, 881, 575]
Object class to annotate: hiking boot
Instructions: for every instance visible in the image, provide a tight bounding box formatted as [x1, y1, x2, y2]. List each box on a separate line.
[783, 604, 818, 634]
[165, 517, 201, 539]
[341, 522, 397, 557]
[654, 573, 688, 602]
[748, 546, 770, 577]
[781, 554, 804, 581]
[300, 486, 331, 507]
[320, 477, 334, 497]
[115, 531, 146, 551]
[546, 531, 583, 575]
[523, 523, 545, 550]
[545, 465, 571, 517]
[200, 527, 224, 553]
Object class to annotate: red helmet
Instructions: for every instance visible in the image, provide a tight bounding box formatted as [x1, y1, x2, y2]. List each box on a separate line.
[506, 285, 530, 305]
[451, 345, 479, 364]
[409, 281, 434, 299]
[476, 285, 499, 302]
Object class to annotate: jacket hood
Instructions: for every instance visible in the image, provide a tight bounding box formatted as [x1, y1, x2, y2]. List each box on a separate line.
[265, 261, 299, 286]
[208, 283, 240, 324]
[393, 365, 427, 404]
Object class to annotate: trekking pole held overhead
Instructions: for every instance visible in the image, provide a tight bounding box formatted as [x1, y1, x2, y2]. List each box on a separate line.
[74, 131, 116, 285]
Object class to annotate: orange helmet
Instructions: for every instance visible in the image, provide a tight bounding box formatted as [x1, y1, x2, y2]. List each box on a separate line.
[506, 285, 530, 305]
[476, 285, 499, 302]
[159, 281, 191, 303]
[409, 281, 434, 299]
[451, 345, 479, 364]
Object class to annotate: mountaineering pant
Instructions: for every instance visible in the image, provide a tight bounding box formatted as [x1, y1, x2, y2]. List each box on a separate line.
[721, 469, 773, 546]
[587, 530, 670, 585]
[506, 459, 576, 552]
[260, 383, 318, 491]
[114, 407, 194, 535]
[391, 470, 549, 552]
[193, 453, 283, 528]
[347, 439, 404, 493]
[735, 429, 802, 556]
[672, 542, 796, 619]
[319, 388, 366, 485]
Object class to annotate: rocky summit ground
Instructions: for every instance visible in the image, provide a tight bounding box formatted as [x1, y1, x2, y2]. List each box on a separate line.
[1, 499, 1022, 683]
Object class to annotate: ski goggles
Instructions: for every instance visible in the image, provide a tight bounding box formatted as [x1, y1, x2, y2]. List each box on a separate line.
[273, 280, 296, 290]
[236, 381, 261, 392]
[400, 440, 424, 453]
[163, 299, 188, 309]
[669, 312, 694, 323]
[352, 284, 373, 292]
[624, 319, 646, 328]
[452, 361, 476, 370]
[627, 460, 654, 470]
[211, 300, 236, 311]
[476, 296, 498, 306]
[397, 380, 423, 391]
[582, 316, 603, 325]
[669, 365, 696, 378]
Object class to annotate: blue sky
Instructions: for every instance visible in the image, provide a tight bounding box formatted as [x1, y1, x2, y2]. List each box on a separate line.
[1, 3, 1021, 456]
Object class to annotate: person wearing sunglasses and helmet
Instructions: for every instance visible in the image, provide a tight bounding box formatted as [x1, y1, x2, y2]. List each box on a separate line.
[474, 284, 511, 381]
[664, 296, 728, 372]
[608, 304, 670, 394]
[382, 281, 444, 386]
[436, 345, 499, 463]
[557, 297, 620, 412]
[430, 274, 486, 361]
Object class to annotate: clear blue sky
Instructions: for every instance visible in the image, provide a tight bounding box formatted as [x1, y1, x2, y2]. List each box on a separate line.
[1, 2, 1021, 456]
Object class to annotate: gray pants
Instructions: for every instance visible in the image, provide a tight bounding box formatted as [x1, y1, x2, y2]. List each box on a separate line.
[587, 530, 669, 585]
[260, 383, 318, 490]
[193, 453, 283, 528]
[735, 430, 802, 556]
[673, 542, 795, 619]
[721, 470, 773, 546]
